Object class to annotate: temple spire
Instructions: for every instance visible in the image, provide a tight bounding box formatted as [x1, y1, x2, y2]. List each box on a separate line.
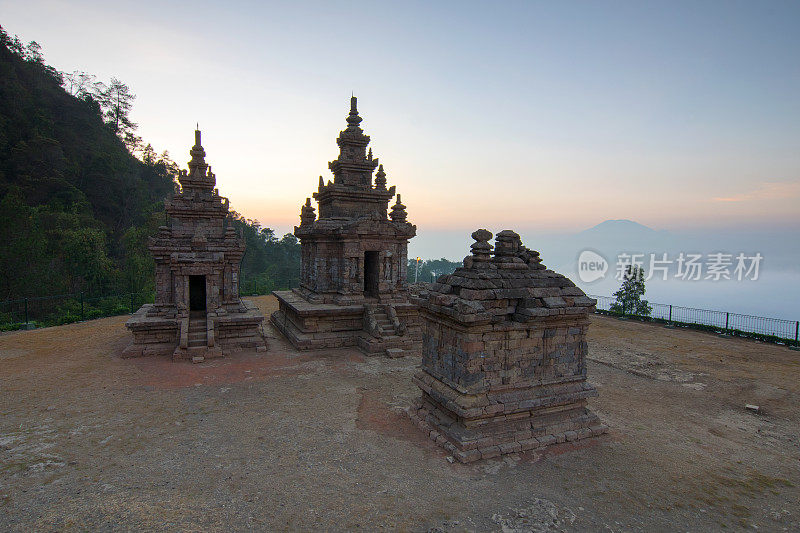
[328, 96, 377, 189]
[346, 95, 362, 130]
[188, 127, 207, 179]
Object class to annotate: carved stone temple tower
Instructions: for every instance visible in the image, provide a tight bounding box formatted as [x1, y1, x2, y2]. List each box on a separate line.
[271, 97, 420, 357]
[124, 129, 266, 361]
[409, 229, 607, 462]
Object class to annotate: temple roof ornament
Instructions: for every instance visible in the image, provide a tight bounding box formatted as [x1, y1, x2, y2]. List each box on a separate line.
[327, 96, 378, 190]
[469, 229, 494, 264]
[181, 129, 216, 192]
[346, 95, 363, 130]
[389, 194, 407, 222]
[300, 197, 317, 226]
[374, 164, 387, 190]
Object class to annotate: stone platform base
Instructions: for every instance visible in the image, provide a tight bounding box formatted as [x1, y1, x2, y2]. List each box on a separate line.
[409, 370, 607, 463]
[123, 302, 267, 360]
[271, 290, 420, 357]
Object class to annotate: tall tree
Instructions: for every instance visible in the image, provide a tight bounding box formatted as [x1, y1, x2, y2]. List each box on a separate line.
[610, 265, 652, 317]
[61, 70, 99, 97]
[96, 77, 139, 149]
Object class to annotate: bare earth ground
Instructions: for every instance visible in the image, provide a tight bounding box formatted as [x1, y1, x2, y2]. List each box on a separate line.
[1, 295, 798, 532]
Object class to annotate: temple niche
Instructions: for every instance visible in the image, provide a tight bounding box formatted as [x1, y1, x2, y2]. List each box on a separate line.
[124, 129, 266, 361]
[271, 97, 420, 357]
[409, 229, 606, 462]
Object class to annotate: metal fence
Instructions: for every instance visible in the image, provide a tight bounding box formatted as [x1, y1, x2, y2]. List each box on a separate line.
[591, 294, 799, 344]
[0, 281, 281, 331]
[0, 292, 154, 331]
[3, 288, 797, 346]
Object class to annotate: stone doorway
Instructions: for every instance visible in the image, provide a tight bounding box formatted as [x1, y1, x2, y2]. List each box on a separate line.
[189, 275, 207, 312]
[364, 251, 379, 297]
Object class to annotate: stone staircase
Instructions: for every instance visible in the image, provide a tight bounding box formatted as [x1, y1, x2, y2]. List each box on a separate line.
[360, 303, 417, 358]
[187, 312, 207, 349]
[371, 306, 393, 336]
[172, 311, 222, 362]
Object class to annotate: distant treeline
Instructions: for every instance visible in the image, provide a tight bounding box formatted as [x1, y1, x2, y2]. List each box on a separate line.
[407, 258, 462, 284]
[0, 25, 298, 301]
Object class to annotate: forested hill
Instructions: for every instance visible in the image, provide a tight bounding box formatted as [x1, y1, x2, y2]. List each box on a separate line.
[0, 26, 299, 301]
[0, 26, 176, 300]
[0, 32, 173, 238]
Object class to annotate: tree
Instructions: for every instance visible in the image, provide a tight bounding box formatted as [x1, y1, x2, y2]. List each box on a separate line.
[23, 41, 43, 63]
[141, 143, 156, 165]
[610, 265, 652, 317]
[61, 70, 100, 97]
[95, 77, 139, 148]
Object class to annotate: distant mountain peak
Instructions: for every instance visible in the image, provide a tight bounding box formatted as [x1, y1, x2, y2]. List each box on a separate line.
[582, 219, 657, 234]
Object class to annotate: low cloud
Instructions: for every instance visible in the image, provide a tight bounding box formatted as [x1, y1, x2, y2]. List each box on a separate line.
[713, 181, 800, 202]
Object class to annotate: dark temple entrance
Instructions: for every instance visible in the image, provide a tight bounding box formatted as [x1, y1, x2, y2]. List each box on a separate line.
[364, 251, 379, 297]
[189, 275, 207, 311]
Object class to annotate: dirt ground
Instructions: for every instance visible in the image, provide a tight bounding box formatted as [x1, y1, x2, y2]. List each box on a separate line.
[1, 295, 798, 532]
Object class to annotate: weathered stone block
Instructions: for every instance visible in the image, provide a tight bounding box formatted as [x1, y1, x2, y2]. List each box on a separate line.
[409, 229, 605, 462]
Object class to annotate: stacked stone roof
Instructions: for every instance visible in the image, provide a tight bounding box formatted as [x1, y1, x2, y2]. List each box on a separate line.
[416, 229, 596, 325]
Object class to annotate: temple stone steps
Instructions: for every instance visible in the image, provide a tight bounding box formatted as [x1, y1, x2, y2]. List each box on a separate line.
[372, 309, 395, 335]
[187, 315, 207, 348]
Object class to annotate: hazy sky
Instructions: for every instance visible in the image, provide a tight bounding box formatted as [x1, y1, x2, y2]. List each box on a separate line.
[3, 0, 799, 245]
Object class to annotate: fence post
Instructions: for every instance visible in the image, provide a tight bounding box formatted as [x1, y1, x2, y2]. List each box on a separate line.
[669, 304, 673, 324]
[80, 292, 84, 321]
[725, 312, 730, 335]
[795, 321, 799, 346]
[24, 297, 28, 325]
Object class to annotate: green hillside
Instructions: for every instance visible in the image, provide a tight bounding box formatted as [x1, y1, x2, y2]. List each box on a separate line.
[0, 26, 299, 304]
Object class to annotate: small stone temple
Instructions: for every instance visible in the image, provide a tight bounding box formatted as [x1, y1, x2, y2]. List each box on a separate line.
[409, 229, 606, 462]
[271, 97, 420, 357]
[124, 129, 266, 361]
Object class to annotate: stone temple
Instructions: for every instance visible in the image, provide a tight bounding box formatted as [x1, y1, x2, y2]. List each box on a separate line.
[271, 97, 420, 357]
[409, 229, 606, 462]
[124, 129, 266, 361]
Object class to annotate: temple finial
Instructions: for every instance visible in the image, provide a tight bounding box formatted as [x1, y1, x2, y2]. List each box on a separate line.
[470, 229, 494, 262]
[188, 127, 207, 178]
[318, 175, 324, 189]
[347, 95, 362, 129]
